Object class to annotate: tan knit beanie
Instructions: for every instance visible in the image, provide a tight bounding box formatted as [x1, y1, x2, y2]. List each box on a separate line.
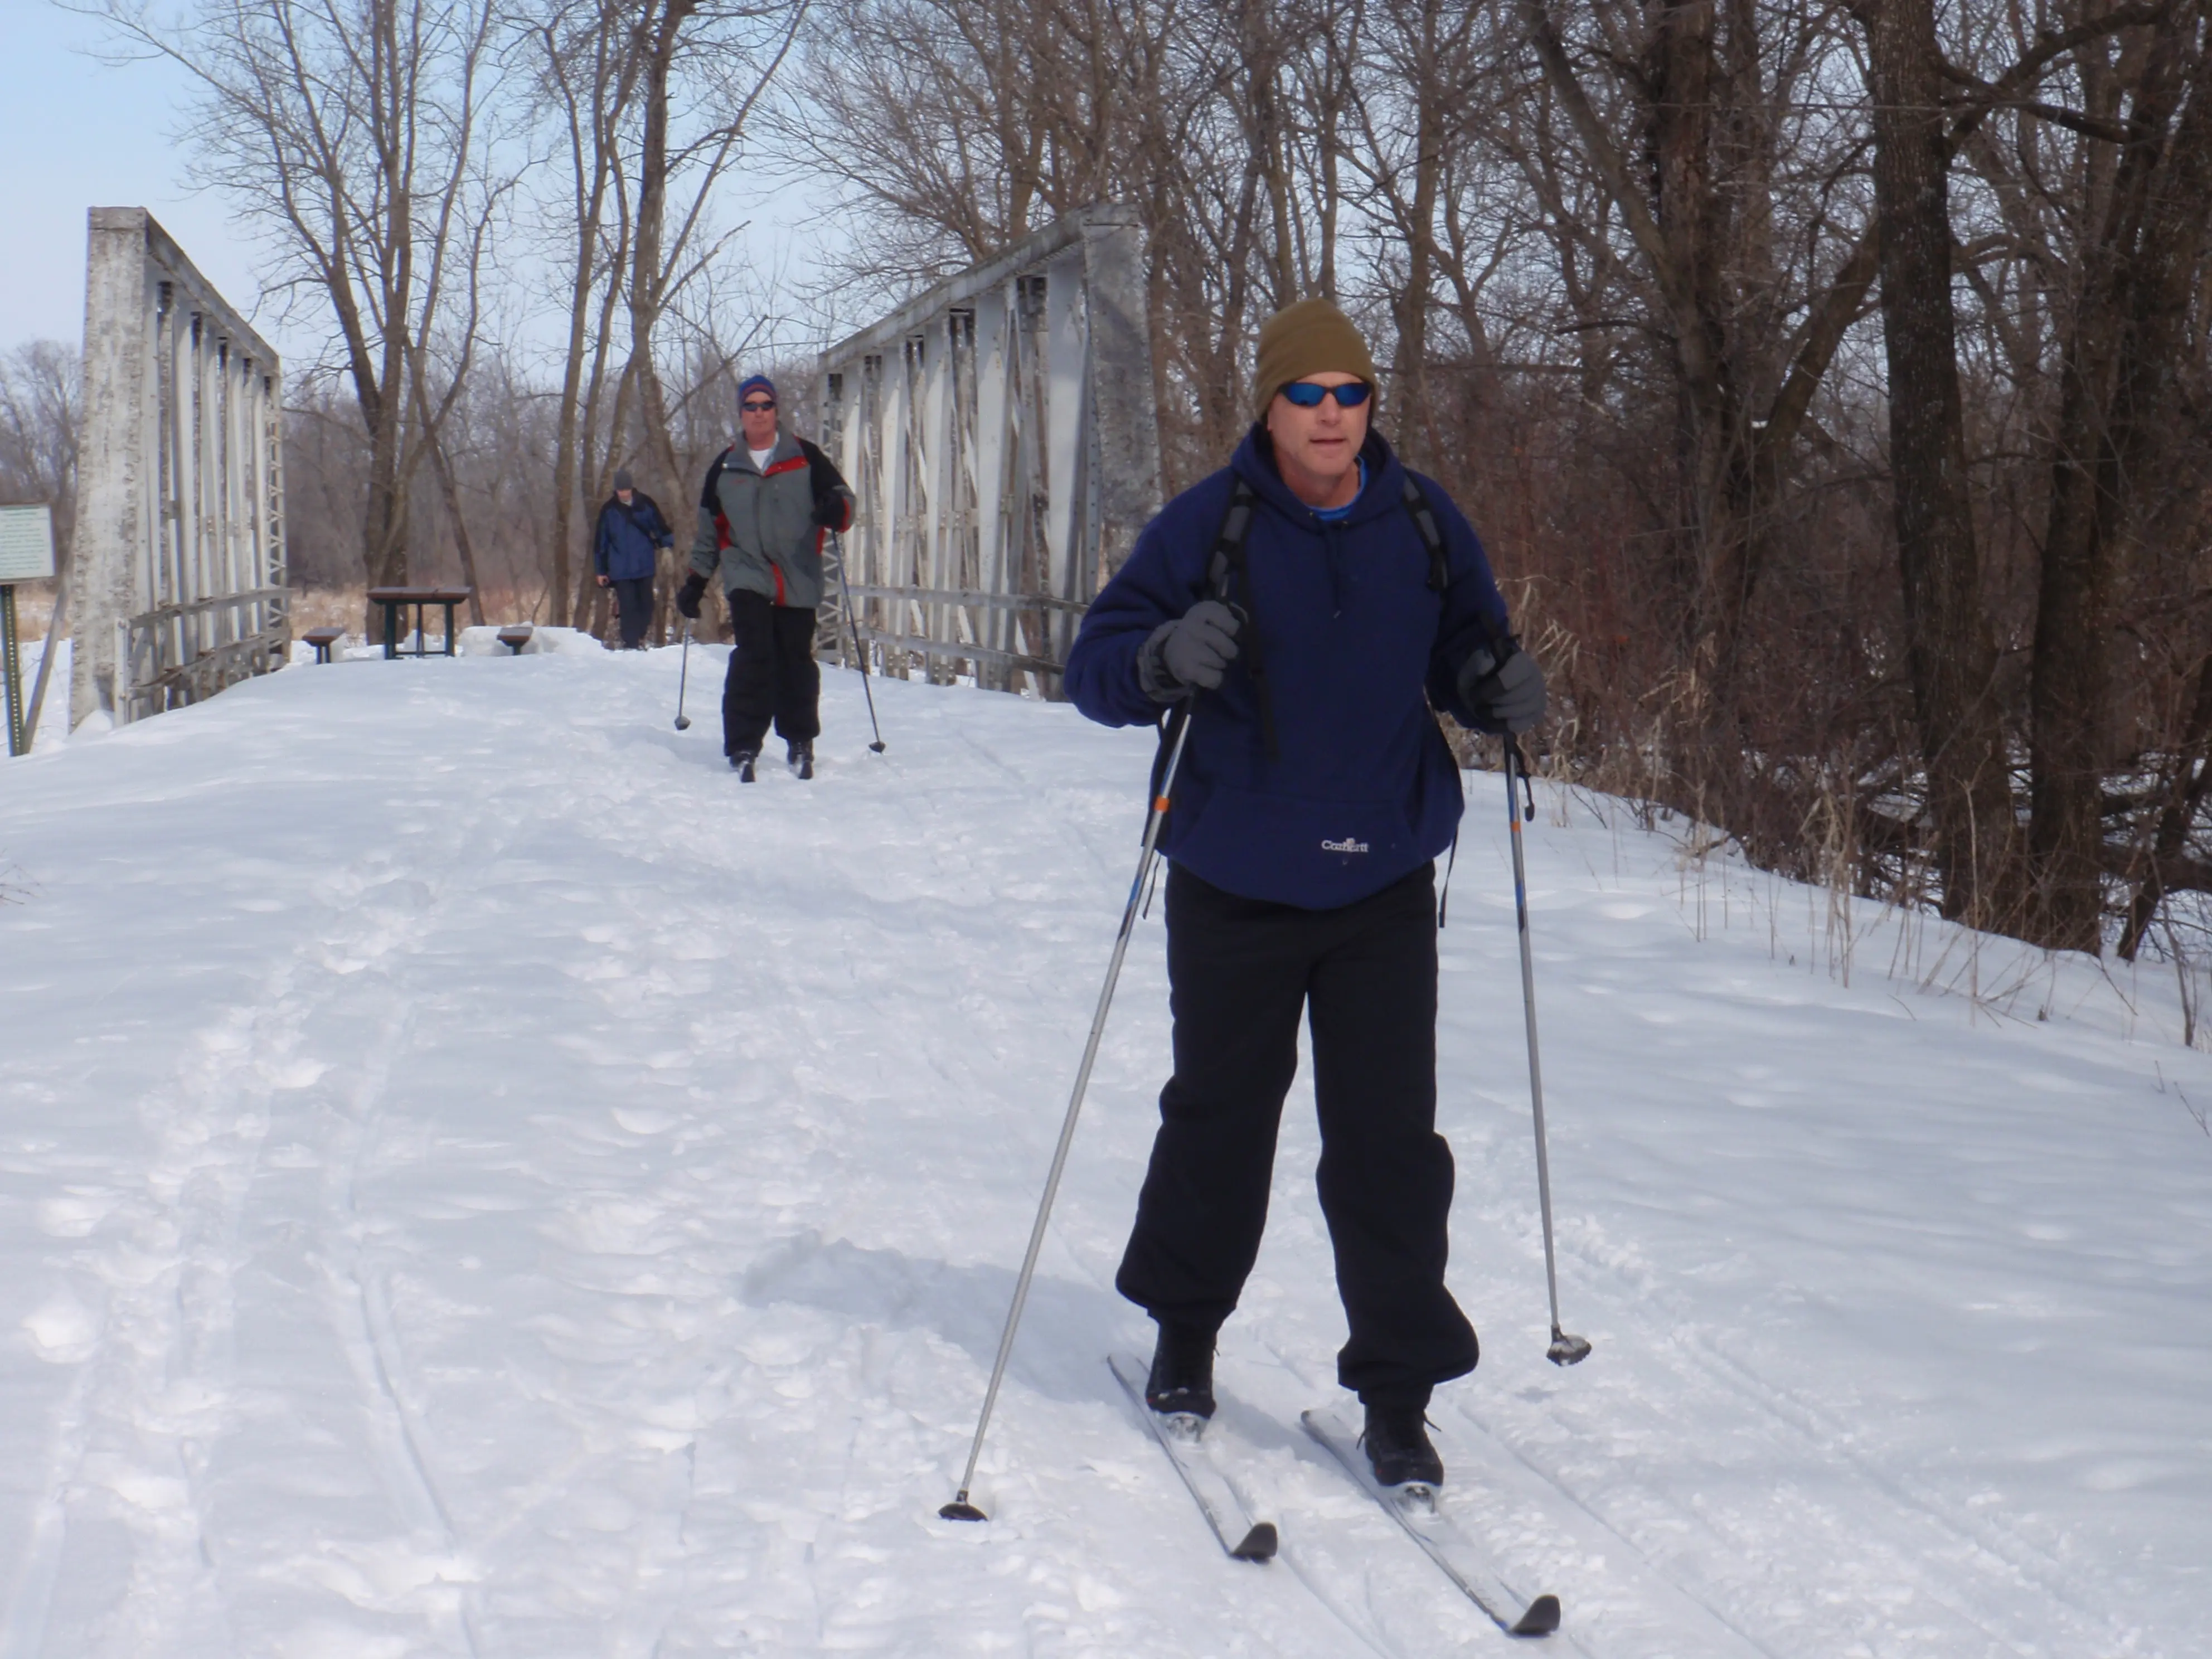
[1252, 298, 1379, 419]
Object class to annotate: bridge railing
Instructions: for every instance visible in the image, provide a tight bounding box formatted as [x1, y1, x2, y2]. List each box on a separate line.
[72, 208, 287, 730]
[816, 203, 1161, 696]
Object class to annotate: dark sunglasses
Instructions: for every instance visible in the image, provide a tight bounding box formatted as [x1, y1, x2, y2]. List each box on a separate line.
[1280, 380, 1371, 409]
[741, 399, 777, 413]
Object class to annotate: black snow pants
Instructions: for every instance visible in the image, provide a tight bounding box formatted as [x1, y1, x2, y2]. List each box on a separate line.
[610, 576, 653, 649]
[722, 589, 821, 757]
[1116, 859, 1479, 1405]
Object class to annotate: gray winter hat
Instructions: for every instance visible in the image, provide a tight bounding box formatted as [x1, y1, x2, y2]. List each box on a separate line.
[613, 467, 634, 492]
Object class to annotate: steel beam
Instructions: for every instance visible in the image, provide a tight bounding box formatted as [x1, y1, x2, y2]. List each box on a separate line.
[819, 204, 1161, 697]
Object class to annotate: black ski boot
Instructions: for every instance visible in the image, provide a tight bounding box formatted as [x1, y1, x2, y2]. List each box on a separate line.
[787, 739, 814, 780]
[730, 749, 758, 782]
[1144, 1320, 1217, 1421]
[1363, 1400, 1444, 1488]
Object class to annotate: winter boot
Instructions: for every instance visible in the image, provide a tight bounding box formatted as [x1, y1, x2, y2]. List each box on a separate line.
[1362, 1401, 1444, 1489]
[1143, 1319, 1217, 1421]
[787, 739, 814, 780]
[730, 749, 758, 782]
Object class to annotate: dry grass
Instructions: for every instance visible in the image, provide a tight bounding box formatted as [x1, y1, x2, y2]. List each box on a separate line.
[4, 582, 583, 650]
[287, 586, 364, 634]
[5, 580, 59, 643]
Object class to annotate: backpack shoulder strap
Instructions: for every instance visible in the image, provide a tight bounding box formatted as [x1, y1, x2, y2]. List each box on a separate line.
[1206, 474, 1258, 600]
[1205, 475, 1278, 759]
[795, 435, 849, 494]
[700, 448, 732, 510]
[1401, 473, 1451, 592]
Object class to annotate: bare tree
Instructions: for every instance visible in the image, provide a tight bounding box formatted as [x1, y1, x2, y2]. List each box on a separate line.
[1522, 0, 1879, 711]
[49, 0, 2212, 960]
[89, 0, 515, 631]
[521, 0, 647, 628]
[1860, 0, 2014, 927]
[2026, 0, 2212, 949]
[0, 342, 82, 551]
[622, 0, 808, 643]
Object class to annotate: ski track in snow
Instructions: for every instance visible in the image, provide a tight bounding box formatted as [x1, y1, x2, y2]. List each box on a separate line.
[0, 645, 2206, 1656]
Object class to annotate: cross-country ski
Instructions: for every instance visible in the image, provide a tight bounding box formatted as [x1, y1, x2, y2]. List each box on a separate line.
[1108, 1354, 1278, 1561]
[1303, 1403, 1561, 1638]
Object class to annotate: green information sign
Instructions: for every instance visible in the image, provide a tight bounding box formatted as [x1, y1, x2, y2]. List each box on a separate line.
[0, 505, 56, 583]
[0, 505, 53, 755]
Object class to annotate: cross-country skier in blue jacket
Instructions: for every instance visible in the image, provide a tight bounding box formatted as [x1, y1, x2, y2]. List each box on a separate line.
[1064, 298, 1546, 1492]
[593, 468, 675, 649]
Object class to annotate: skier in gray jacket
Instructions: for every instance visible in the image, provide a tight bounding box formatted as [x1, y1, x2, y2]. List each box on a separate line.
[676, 375, 855, 780]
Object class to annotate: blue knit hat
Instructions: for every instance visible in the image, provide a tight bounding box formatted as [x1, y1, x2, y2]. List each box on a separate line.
[738, 374, 777, 408]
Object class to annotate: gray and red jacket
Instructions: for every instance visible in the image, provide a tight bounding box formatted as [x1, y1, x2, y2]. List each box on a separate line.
[688, 431, 855, 610]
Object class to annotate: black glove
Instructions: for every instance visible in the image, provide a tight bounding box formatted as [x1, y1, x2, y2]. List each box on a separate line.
[675, 573, 707, 620]
[1138, 600, 1242, 700]
[1457, 642, 1546, 733]
[811, 493, 850, 531]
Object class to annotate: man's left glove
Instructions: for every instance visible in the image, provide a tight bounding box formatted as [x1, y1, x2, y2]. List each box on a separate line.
[675, 572, 707, 620]
[811, 494, 851, 531]
[1457, 642, 1546, 733]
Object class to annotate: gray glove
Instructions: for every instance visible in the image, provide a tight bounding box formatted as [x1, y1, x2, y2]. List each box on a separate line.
[1457, 643, 1546, 733]
[1138, 600, 1242, 700]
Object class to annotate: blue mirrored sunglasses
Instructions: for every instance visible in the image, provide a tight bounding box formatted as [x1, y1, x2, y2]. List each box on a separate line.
[1280, 380, 1371, 409]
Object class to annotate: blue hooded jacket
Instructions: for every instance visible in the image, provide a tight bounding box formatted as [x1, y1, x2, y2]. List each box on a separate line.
[1064, 427, 1511, 910]
[594, 491, 673, 582]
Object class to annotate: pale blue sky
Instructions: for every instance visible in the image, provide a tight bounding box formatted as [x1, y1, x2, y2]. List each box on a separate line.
[0, 1, 836, 372]
[0, 2, 274, 350]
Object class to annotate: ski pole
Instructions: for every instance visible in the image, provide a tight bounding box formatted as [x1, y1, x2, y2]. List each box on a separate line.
[1502, 736, 1592, 1367]
[941, 703, 1196, 1522]
[673, 622, 693, 731]
[833, 532, 887, 754]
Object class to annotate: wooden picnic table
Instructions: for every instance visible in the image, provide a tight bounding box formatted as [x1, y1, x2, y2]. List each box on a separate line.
[366, 586, 474, 659]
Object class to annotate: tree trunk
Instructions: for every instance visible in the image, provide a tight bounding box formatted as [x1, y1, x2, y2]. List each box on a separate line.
[1866, 0, 2015, 928]
[577, 356, 638, 637]
[423, 418, 487, 627]
[549, 1, 646, 637]
[360, 342, 410, 636]
[1525, 0, 1759, 687]
[2031, 10, 2212, 950]
[2119, 639, 2212, 959]
[1387, 1, 1444, 467]
[625, 1, 699, 649]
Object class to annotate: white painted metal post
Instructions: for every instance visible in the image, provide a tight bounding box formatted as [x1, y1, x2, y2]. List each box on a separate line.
[972, 289, 1011, 678]
[1041, 250, 1085, 637]
[920, 316, 952, 678]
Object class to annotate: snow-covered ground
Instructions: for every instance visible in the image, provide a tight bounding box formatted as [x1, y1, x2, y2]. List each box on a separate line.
[0, 645, 2204, 1657]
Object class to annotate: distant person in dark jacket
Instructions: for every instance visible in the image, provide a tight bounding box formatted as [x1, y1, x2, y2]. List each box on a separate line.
[593, 468, 674, 649]
[1064, 299, 1546, 1494]
[675, 374, 855, 781]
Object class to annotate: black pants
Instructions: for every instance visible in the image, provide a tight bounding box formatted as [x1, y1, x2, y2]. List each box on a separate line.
[1117, 860, 1479, 1403]
[722, 590, 820, 756]
[609, 576, 653, 649]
